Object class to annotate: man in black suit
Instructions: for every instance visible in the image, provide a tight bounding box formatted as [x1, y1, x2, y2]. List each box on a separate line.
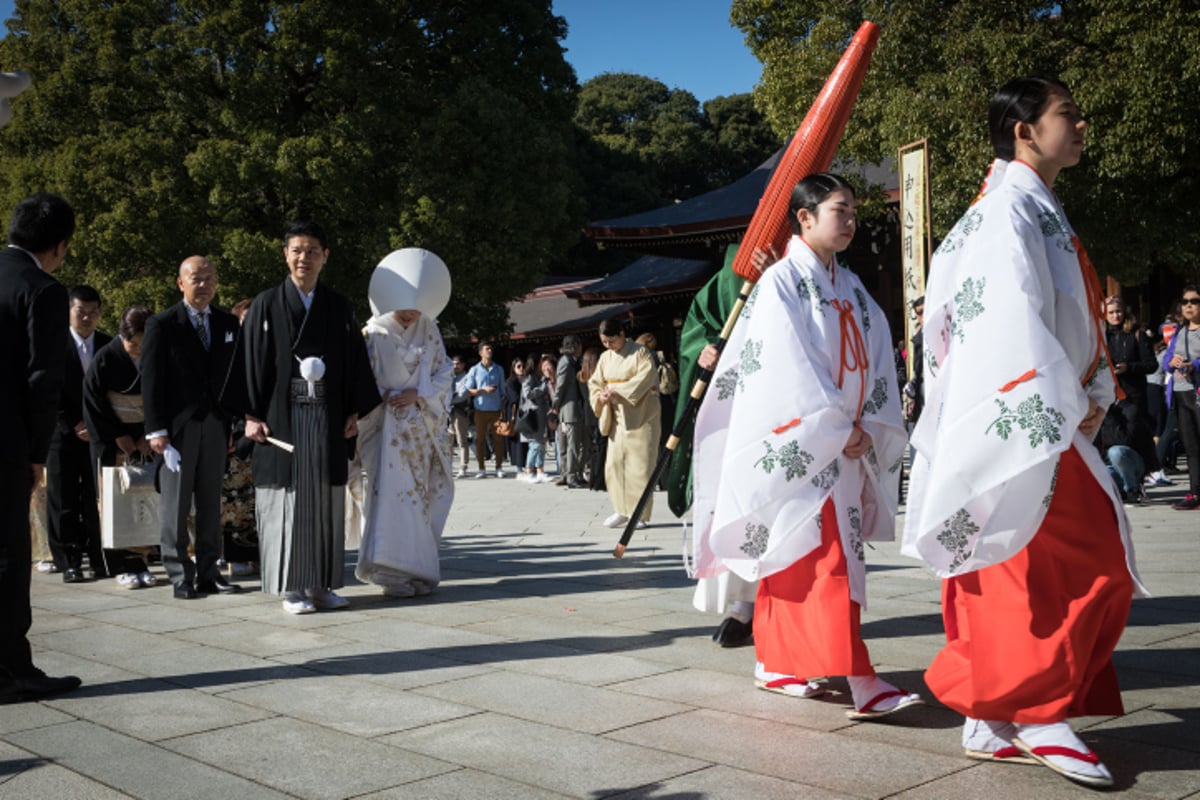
[0, 192, 83, 703]
[47, 284, 111, 582]
[142, 255, 242, 599]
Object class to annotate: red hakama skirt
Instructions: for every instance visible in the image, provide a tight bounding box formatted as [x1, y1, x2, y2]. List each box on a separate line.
[754, 499, 874, 678]
[925, 446, 1133, 723]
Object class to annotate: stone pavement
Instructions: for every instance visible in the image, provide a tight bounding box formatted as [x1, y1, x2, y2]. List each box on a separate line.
[3, 464, 1199, 799]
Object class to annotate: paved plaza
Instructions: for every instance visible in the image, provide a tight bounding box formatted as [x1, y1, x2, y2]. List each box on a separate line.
[3, 460, 1198, 799]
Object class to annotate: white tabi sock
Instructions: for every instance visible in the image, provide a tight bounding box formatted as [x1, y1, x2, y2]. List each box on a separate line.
[962, 718, 1018, 751]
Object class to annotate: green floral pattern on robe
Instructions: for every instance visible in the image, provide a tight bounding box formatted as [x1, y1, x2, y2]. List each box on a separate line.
[986, 393, 1066, 448]
[754, 440, 813, 481]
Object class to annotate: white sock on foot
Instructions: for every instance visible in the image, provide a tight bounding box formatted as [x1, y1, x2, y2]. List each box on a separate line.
[728, 600, 754, 625]
[962, 717, 1019, 751]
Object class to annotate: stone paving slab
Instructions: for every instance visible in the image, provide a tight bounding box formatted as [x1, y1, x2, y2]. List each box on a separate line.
[7, 720, 293, 799]
[5, 462, 1198, 798]
[384, 712, 708, 798]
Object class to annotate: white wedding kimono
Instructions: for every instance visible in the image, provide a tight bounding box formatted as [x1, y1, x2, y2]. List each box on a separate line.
[354, 314, 454, 595]
[902, 159, 1145, 595]
[691, 237, 907, 608]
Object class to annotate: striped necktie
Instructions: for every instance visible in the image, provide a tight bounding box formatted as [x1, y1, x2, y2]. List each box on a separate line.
[194, 310, 210, 350]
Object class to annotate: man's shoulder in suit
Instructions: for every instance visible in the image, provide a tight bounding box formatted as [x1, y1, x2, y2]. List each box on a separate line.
[0, 246, 59, 291]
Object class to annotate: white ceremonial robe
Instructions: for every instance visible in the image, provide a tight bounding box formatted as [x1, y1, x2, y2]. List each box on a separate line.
[691, 237, 907, 608]
[354, 314, 454, 595]
[901, 159, 1146, 594]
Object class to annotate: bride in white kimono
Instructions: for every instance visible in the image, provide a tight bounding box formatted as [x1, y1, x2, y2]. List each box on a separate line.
[355, 251, 455, 597]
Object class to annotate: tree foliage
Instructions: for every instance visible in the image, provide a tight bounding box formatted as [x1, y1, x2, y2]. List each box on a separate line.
[573, 73, 780, 220]
[0, 0, 582, 337]
[731, 0, 1200, 283]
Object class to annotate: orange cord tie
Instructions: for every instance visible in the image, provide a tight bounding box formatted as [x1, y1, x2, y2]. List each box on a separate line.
[1073, 235, 1125, 400]
[772, 418, 801, 435]
[831, 298, 869, 421]
[998, 369, 1037, 393]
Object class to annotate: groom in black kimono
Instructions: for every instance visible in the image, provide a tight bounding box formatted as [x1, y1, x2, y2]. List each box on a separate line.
[236, 221, 379, 614]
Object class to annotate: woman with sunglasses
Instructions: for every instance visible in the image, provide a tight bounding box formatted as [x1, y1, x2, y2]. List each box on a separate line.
[1161, 287, 1200, 509]
[903, 77, 1145, 788]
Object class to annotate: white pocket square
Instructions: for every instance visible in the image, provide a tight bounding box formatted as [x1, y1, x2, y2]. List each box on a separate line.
[225, 331, 234, 343]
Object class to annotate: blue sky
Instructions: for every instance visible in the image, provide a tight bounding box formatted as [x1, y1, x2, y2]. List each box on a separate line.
[553, 0, 762, 100]
[0, 1, 761, 102]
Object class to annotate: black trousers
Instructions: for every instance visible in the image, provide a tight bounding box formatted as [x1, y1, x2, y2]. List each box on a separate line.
[0, 460, 36, 679]
[46, 430, 104, 574]
[1173, 389, 1200, 495]
[159, 414, 227, 587]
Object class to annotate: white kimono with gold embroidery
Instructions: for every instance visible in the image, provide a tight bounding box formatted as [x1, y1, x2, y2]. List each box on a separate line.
[691, 237, 906, 607]
[354, 314, 454, 594]
[902, 159, 1145, 594]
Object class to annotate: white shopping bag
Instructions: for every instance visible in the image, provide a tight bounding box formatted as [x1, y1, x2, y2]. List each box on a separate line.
[99, 462, 160, 549]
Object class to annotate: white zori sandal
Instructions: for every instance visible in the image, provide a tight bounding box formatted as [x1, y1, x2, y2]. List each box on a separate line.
[1011, 721, 1114, 788]
[845, 675, 923, 720]
[753, 663, 825, 698]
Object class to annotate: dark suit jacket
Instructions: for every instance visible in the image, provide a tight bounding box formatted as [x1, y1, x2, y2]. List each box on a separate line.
[0, 247, 68, 466]
[57, 330, 112, 437]
[141, 301, 240, 441]
[554, 353, 583, 424]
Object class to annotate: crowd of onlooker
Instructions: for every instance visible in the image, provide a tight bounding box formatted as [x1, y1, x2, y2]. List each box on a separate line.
[446, 328, 678, 503]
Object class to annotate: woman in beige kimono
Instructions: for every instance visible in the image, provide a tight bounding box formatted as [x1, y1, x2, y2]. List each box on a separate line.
[588, 317, 661, 528]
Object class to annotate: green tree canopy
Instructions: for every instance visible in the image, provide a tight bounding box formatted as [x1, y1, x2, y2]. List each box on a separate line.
[0, 0, 582, 338]
[573, 73, 779, 220]
[731, 0, 1200, 284]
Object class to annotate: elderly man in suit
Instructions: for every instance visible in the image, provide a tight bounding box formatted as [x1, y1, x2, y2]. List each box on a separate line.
[46, 284, 111, 582]
[142, 256, 242, 599]
[0, 191, 83, 703]
[553, 334, 587, 488]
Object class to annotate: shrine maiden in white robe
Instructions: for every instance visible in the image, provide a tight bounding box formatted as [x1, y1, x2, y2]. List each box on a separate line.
[355, 313, 454, 596]
[691, 237, 906, 607]
[902, 159, 1145, 595]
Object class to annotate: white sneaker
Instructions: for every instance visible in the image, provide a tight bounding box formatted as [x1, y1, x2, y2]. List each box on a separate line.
[604, 513, 629, 528]
[1145, 470, 1173, 487]
[306, 588, 349, 610]
[536, 473, 554, 483]
[455, 469, 467, 479]
[495, 469, 505, 478]
[35, 560, 58, 574]
[474, 470, 487, 479]
[282, 592, 316, 614]
[518, 472, 533, 483]
[138, 570, 158, 587]
[635, 520, 648, 529]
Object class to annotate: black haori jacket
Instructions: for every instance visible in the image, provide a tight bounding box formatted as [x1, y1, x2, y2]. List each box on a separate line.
[235, 279, 380, 487]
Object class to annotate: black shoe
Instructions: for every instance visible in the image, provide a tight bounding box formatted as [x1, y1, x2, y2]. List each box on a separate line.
[173, 582, 200, 599]
[62, 568, 87, 584]
[567, 479, 588, 489]
[0, 671, 82, 704]
[196, 576, 242, 595]
[1172, 493, 1200, 510]
[712, 616, 754, 648]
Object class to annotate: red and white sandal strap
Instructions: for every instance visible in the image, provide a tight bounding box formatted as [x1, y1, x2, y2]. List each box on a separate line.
[1027, 745, 1101, 764]
[855, 688, 909, 713]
